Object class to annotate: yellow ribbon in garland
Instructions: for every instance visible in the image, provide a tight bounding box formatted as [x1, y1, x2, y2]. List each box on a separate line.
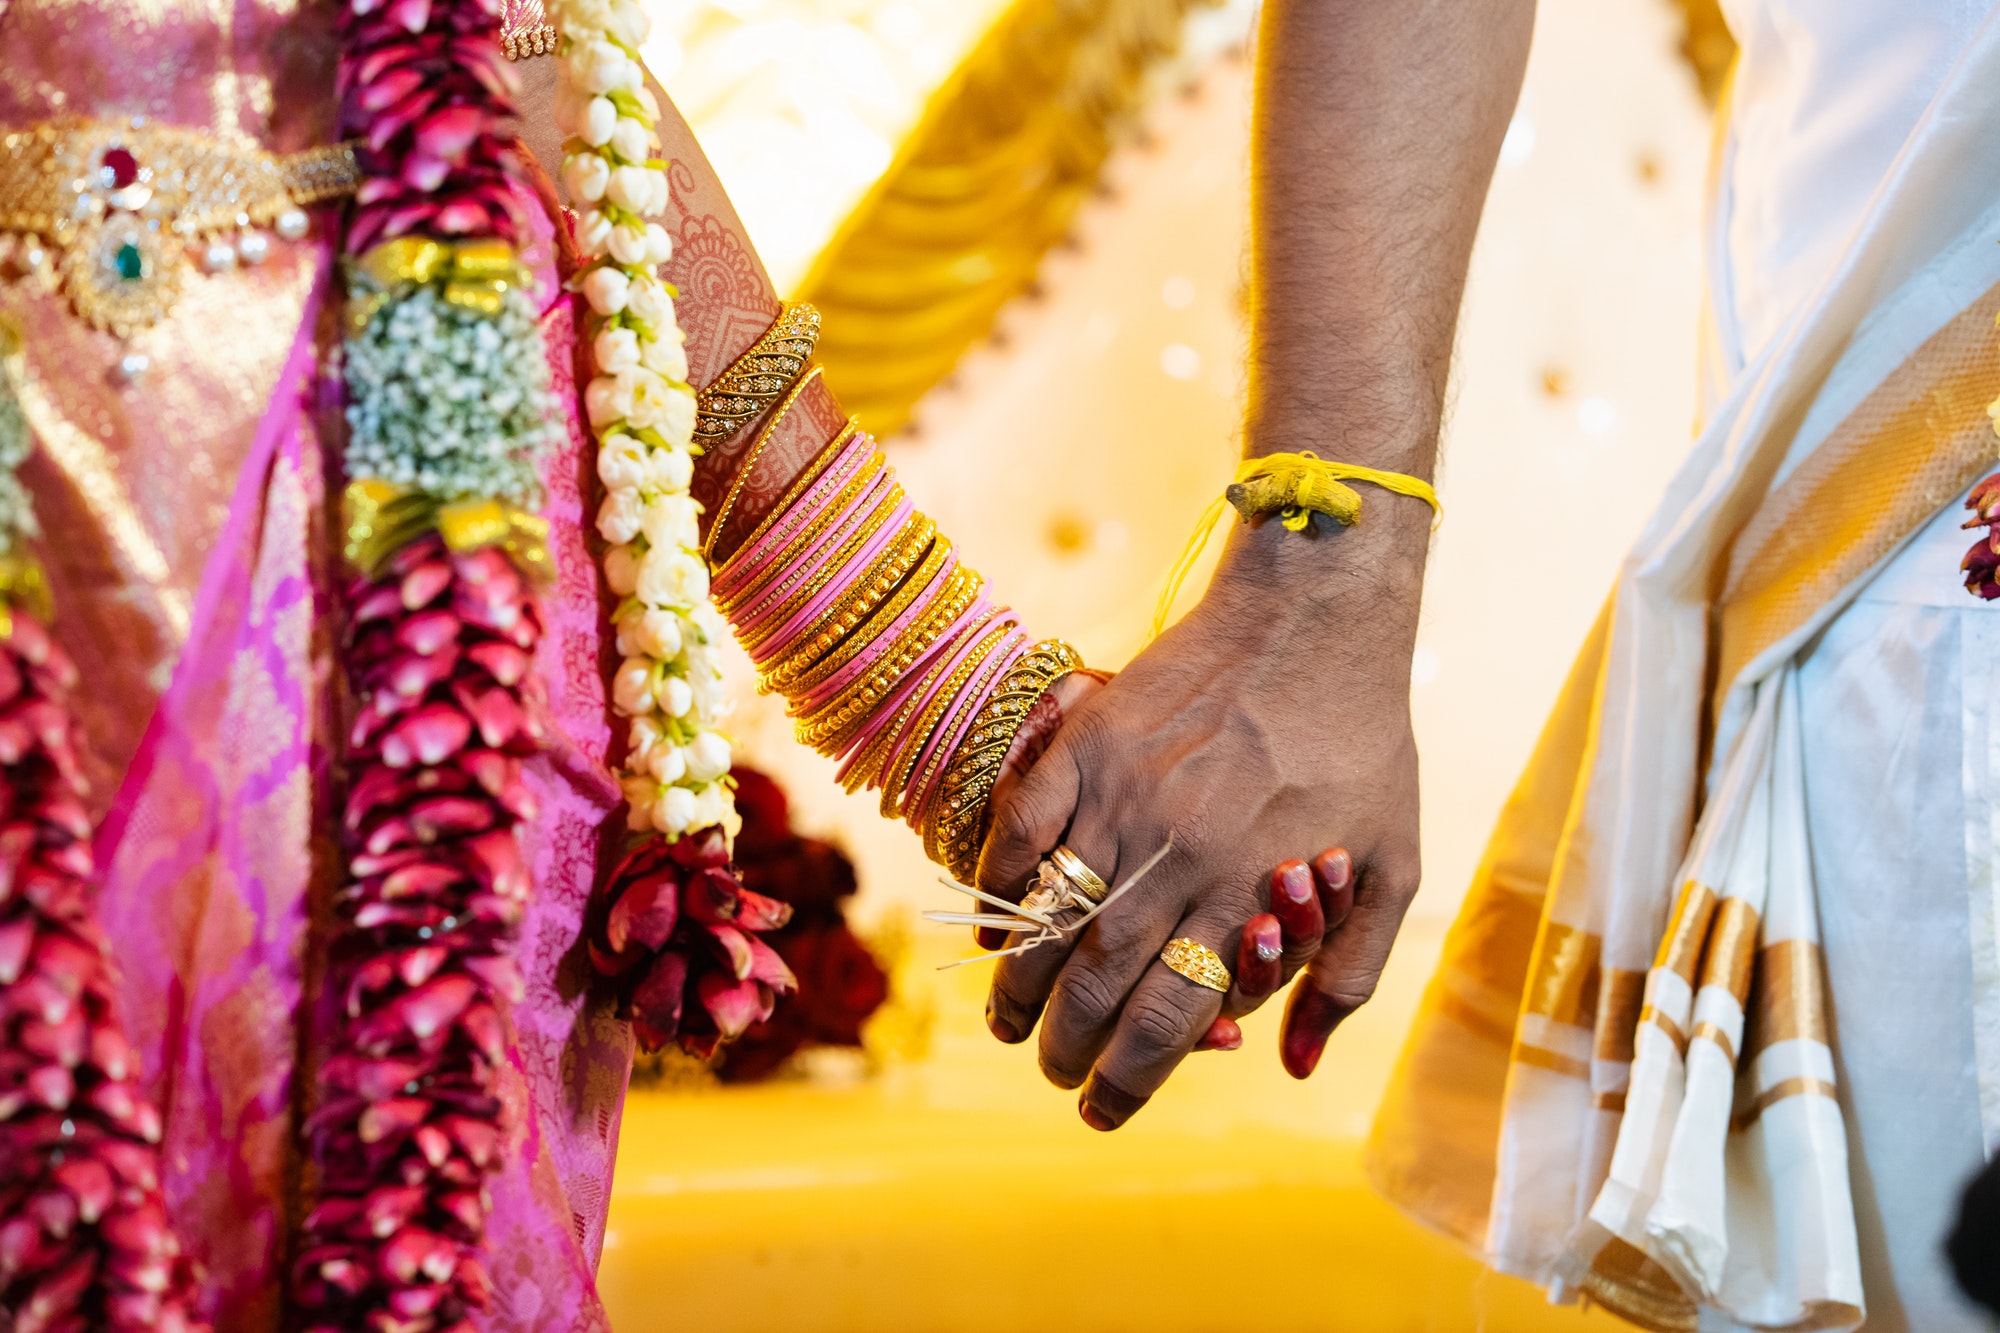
[1152, 450, 1442, 636]
[343, 479, 553, 584]
[345, 237, 529, 334]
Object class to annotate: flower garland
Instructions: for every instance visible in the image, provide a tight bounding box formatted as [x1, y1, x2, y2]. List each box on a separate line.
[0, 358, 207, 1327]
[291, 0, 557, 1327]
[546, 0, 796, 1056]
[544, 0, 737, 845]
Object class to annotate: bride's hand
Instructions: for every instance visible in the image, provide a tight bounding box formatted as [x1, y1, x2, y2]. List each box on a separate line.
[973, 513, 1425, 1129]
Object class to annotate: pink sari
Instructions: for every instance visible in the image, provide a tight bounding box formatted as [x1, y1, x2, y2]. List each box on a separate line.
[1, 3, 634, 1328]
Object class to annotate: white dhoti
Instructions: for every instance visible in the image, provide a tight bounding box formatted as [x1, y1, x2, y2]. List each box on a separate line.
[1370, 2, 2000, 1328]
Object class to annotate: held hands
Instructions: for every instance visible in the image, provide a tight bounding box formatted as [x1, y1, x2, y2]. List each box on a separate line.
[973, 519, 1425, 1129]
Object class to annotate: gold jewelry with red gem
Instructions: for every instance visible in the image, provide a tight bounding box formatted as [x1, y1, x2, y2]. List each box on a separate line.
[0, 118, 358, 341]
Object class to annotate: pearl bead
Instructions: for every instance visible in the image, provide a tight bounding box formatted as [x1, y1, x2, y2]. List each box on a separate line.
[275, 209, 309, 241]
[236, 231, 270, 266]
[201, 240, 237, 274]
[112, 352, 149, 384]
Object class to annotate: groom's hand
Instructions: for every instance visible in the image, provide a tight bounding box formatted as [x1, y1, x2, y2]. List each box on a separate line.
[975, 513, 1425, 1129]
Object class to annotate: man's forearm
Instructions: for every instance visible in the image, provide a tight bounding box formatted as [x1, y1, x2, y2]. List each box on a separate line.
[1226, 0, 1533, 626]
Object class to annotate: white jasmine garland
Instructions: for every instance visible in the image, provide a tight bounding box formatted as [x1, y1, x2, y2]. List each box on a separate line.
[548, 0, 737, 842]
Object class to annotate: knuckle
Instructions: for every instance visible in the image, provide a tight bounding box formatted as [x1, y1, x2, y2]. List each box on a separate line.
[1051, 965, 1121, 1032]
[1123, 993, 1202, 1056]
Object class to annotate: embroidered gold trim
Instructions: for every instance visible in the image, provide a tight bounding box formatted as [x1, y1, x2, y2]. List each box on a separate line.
[0, 118, 358, 337]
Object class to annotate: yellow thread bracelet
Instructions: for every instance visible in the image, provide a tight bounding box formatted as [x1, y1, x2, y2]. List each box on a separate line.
[1153, 450, 1440, 635]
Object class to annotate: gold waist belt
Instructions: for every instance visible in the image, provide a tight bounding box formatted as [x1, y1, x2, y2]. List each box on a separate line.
[0, 117, 359, 338]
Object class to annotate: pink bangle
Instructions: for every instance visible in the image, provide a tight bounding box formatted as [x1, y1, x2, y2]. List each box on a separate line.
[713, 430, 873, 602]
[732, 470, 896, 638]
[750, 497, 915, 667]
[853, 597, 999, 782]
[839, 598, 997, 776]
[904, 628, 1026, 828]
[791, 550, 959, 713]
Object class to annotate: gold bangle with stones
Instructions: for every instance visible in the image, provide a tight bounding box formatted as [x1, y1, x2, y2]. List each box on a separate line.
[717, 453, 886, 618]
[837, 622, 964, 795]
[766, 526, 948, 695]
[877, 617, 1012, 820]
[735, 486, 905, 653]
[704, 365, 826, 560]
[793, 566, 984, 752]
[931, 639, 1085, 880]
[716, 418, 859, 585]
[693, 302, 821, 451]
[908, 632, 1021, 840]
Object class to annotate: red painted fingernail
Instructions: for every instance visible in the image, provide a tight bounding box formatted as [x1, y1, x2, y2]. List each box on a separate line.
[1197, 1016, 1243, 1051]
[1078, 1099, 1118, 1132]
[976, 926, 1008, 951]
[1236, 914, 1282, 998]
[1314, 847, 1355, 928]
[1270, 862, 1325, 947]
[1280, 986, 1354, 1080]
[986, 1004, 1021, 1044]
[1273, 859, 1314, 904]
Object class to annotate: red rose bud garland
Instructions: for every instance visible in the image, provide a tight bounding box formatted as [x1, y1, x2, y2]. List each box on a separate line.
[0, 351, 206, 1327]
[586, 829, 794, 1057]
[0, 617, 207, 1332]
[298, 0, 555, 1325]
[1964, 472, 2000, 599]
[294, 533, 543, 1331]
[339, 0, 526, 252]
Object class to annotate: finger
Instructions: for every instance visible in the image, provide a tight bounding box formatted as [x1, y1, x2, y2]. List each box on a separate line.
[1269, 858, 1325, 965]
[1313, 847, 1355, 929]
[1195, 1016, 1242, 1051]
[985, 826, 1125, 1052]
[1281, 846, 1420, 1079]
[1076, 912, 1235, 1129]
[1224, 913, 1282, 1014]
[1029, 839, 1183, 1088]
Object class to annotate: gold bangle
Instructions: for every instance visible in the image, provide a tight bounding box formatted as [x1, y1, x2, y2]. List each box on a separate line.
[878, 617, 1012, 821]
[910, 632, 1021, 842]
[693, 302, 820, 451]
[704, 365, 825, 560]
[766, 525, 947, 696]
[931, 639, 1085, 881]
[793, 566, 984, 754]
[716, 454, 887, 618]
[716, 417, 860, 587]
[736, 485, 905, 654]
[1160, 937, 1232, 994]
[839, 631, 965, 796]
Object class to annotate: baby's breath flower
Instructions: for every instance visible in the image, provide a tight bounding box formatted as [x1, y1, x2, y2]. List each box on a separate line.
[343, 286, 558, 507]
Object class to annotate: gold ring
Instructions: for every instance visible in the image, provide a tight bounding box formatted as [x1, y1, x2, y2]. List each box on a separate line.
[1049, 845, 1109, 904]
[1160, 937, 1231, 993]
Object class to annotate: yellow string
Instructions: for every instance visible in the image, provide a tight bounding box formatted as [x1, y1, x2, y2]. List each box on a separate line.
[1151, 451, 1441, 636]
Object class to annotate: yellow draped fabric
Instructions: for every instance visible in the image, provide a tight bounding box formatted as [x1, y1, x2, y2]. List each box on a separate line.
[795, 0, 1218, 437]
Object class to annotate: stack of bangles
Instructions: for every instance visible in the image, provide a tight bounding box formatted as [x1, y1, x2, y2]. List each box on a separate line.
[702, 305, 1083, 885]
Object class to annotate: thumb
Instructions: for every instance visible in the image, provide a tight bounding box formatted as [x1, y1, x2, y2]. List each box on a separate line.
[972, 673, 1103, 898]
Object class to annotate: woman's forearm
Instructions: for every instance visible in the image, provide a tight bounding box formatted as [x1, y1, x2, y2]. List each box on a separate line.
[514, 58, 845, 558]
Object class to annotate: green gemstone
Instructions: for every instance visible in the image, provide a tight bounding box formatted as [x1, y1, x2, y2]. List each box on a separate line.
[114, 242, 142, 281]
